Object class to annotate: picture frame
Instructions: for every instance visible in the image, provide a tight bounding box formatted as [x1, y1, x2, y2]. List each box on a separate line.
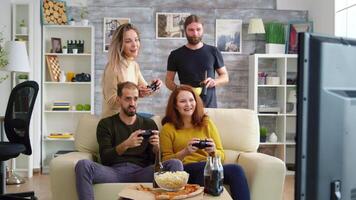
[286, 21, 313, 54]
[156, 12, 190, 39]
[51, 37, 62, 53]
[216, 19, 242, 54]
[103, 18, 130, 52]
[41, 0, 68, 25]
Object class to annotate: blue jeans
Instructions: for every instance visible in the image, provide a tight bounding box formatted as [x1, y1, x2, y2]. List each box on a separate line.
[184, 162, 250, 200]
[75, 159, 183, 200]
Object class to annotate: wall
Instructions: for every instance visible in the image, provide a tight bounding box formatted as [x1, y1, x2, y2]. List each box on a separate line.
[277, 0, 334, 35]
[83, 0, 308, 116]
[335, 1, 356, 38]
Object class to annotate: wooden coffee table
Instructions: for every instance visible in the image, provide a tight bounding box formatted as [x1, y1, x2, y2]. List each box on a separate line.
[114, 183, 232, 200]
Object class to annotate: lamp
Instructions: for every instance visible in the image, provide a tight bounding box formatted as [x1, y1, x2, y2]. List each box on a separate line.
[2, 41, 29, 185]
[248, 18, 265, 54]
[3, 41, 30, 72]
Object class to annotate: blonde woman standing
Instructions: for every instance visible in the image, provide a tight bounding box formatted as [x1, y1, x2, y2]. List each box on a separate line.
[102, 23, 162, 118]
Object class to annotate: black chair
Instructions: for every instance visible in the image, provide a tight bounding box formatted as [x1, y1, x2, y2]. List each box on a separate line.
[0, 81, 38, 200]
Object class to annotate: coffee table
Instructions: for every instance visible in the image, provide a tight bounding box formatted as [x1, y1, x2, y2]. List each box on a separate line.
[94, 183, 232, 200]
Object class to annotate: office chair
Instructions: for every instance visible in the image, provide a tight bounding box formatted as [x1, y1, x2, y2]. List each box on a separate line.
[0, 81, 38, 200]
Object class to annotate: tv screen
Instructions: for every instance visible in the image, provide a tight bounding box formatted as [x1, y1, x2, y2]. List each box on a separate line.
[296, 33, 356, 200]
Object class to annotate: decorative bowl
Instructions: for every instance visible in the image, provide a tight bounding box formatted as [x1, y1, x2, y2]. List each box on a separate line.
[154, 171, 189, 191]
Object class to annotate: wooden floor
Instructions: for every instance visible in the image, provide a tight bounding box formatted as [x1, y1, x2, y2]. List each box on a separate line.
[6, 173, 295, 200]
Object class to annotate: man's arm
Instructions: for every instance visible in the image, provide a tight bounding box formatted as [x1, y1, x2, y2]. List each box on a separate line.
[215, 66, 229, 86]
[205, 66, 229, 88]
[165, 71, 178, 91]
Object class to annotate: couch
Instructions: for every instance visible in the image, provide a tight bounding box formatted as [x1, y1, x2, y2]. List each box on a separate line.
[50, 108, 286, 200]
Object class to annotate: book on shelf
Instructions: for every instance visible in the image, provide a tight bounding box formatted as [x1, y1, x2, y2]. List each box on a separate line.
[47, 133, 74, 139]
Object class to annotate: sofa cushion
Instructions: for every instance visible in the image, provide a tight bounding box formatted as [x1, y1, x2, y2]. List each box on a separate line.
[74, 114, 100, 156]
[205, 108, 259, 152]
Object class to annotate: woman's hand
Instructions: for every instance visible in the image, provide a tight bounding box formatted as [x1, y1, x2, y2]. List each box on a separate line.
[149, 79, 162, 92]
[185, 138, 200, 154]
[204, 138, 216, 154]
[138, 85, 151, 97]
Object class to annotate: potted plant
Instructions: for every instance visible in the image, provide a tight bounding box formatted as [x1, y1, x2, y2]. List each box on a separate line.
[80, 7, 89, 26]
[260, 127, 268, 143]
[17, 74, 28, 83]
[62, 46, 68, 54]
[19, 19, 28, 35]
[265, 22, 285, 54]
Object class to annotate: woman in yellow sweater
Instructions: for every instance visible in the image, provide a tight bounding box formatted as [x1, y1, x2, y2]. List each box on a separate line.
[160, 85, 250, 200]
[102, 23, 162, 118]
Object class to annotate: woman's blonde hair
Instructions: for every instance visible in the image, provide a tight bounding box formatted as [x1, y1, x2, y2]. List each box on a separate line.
[105, 23, 140, 71]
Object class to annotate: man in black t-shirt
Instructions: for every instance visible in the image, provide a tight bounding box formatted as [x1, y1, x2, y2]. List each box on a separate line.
[75, 82, 183, 200]
[166, 15, 229, 108]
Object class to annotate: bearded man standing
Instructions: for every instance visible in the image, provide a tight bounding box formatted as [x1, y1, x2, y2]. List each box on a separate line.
[165, 14, 229, 108]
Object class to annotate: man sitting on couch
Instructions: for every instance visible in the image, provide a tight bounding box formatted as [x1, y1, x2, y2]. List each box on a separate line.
[75, 81, 183, 200]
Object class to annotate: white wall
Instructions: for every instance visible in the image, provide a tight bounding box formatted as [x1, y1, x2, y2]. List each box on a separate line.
[277, 0, 335, 35]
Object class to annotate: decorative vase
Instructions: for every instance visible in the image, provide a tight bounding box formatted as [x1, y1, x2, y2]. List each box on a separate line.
[62, 49, 68, 54]
[260, 135, 267, 143]
[20, 27, 28, 35]
[268, 132, 278, 143]
[81, 19, 89, 26]
[265, 43, 285, 54]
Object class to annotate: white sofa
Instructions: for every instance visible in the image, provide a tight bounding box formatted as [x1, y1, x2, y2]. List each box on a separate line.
[50, 108, 286, 200]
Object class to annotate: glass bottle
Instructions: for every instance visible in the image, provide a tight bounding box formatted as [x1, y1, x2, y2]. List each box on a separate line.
[153, 149, 163, 188]
[204, 156, 213, 194]
[204, 155, 224, 196]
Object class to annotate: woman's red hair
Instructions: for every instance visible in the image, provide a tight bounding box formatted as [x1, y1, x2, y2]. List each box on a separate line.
[162, 85, 207, 129]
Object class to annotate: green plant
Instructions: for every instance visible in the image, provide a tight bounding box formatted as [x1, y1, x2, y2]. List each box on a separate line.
[0, 31, 8, 69]
[19, 20, 26, 27]
[260, 127, 268, 137]
[265, 22, 285, 44]
[18, 74, 28, 79]
[62, 45, 67, 49]
[80, 7, 89, 19]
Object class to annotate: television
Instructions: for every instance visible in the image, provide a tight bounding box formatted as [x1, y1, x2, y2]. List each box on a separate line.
[296, 32, 356, 200]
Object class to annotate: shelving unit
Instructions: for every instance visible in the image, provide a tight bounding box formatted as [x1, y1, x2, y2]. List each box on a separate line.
[248, 54, 298, 175]
[42, 25, 94, 173]
[10, 2, 33, 178]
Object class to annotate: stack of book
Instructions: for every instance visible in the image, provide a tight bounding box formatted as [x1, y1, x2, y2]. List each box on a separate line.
[47, 133, 74, 139]
[52, 101, 70, 111]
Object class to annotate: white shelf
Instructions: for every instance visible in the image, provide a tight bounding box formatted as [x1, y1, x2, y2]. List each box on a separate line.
[44, 137, 75, 141]
[44, 110, 91, 113]
[44, 53, 92, 56]
[42, 25, 95, 171]
[249, 54, 298, 167]
[44, 82, 91, 85]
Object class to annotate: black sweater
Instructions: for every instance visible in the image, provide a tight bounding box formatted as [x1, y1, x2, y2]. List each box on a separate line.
[96, 114, 158, 167]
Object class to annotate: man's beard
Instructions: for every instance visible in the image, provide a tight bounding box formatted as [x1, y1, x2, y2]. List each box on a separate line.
[186, 36, 202, 45]
[122, 106, 136, 116]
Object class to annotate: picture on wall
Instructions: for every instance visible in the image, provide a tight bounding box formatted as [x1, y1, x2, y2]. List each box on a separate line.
[216, 19, 242, 54]
[41, 0, 68, 25]
[156, 12, 190, 39]
[287, 21, 313, 54]
[103, 17, 130, 52]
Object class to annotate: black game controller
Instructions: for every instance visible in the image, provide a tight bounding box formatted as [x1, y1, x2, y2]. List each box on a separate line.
[192, 139, 211, 149]
[147, 81, 159, 91]
[139, 130, 154, 139]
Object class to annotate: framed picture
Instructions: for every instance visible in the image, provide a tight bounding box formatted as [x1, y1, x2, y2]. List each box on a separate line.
[41, 0, 68, 25]
[287, 21, 313, 54]
[216, 19, 242, 54]
[51, 37, 62, 53]
[156, 12, 190, 39]
[103, 18, 130, 52]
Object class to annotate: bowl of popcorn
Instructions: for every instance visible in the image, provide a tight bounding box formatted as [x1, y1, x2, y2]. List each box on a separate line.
[154, 171, 189, 191]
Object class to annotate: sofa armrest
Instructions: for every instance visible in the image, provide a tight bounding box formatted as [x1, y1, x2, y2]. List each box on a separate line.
[50, 152, 94, 200]
[237, 152, 286, 200]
